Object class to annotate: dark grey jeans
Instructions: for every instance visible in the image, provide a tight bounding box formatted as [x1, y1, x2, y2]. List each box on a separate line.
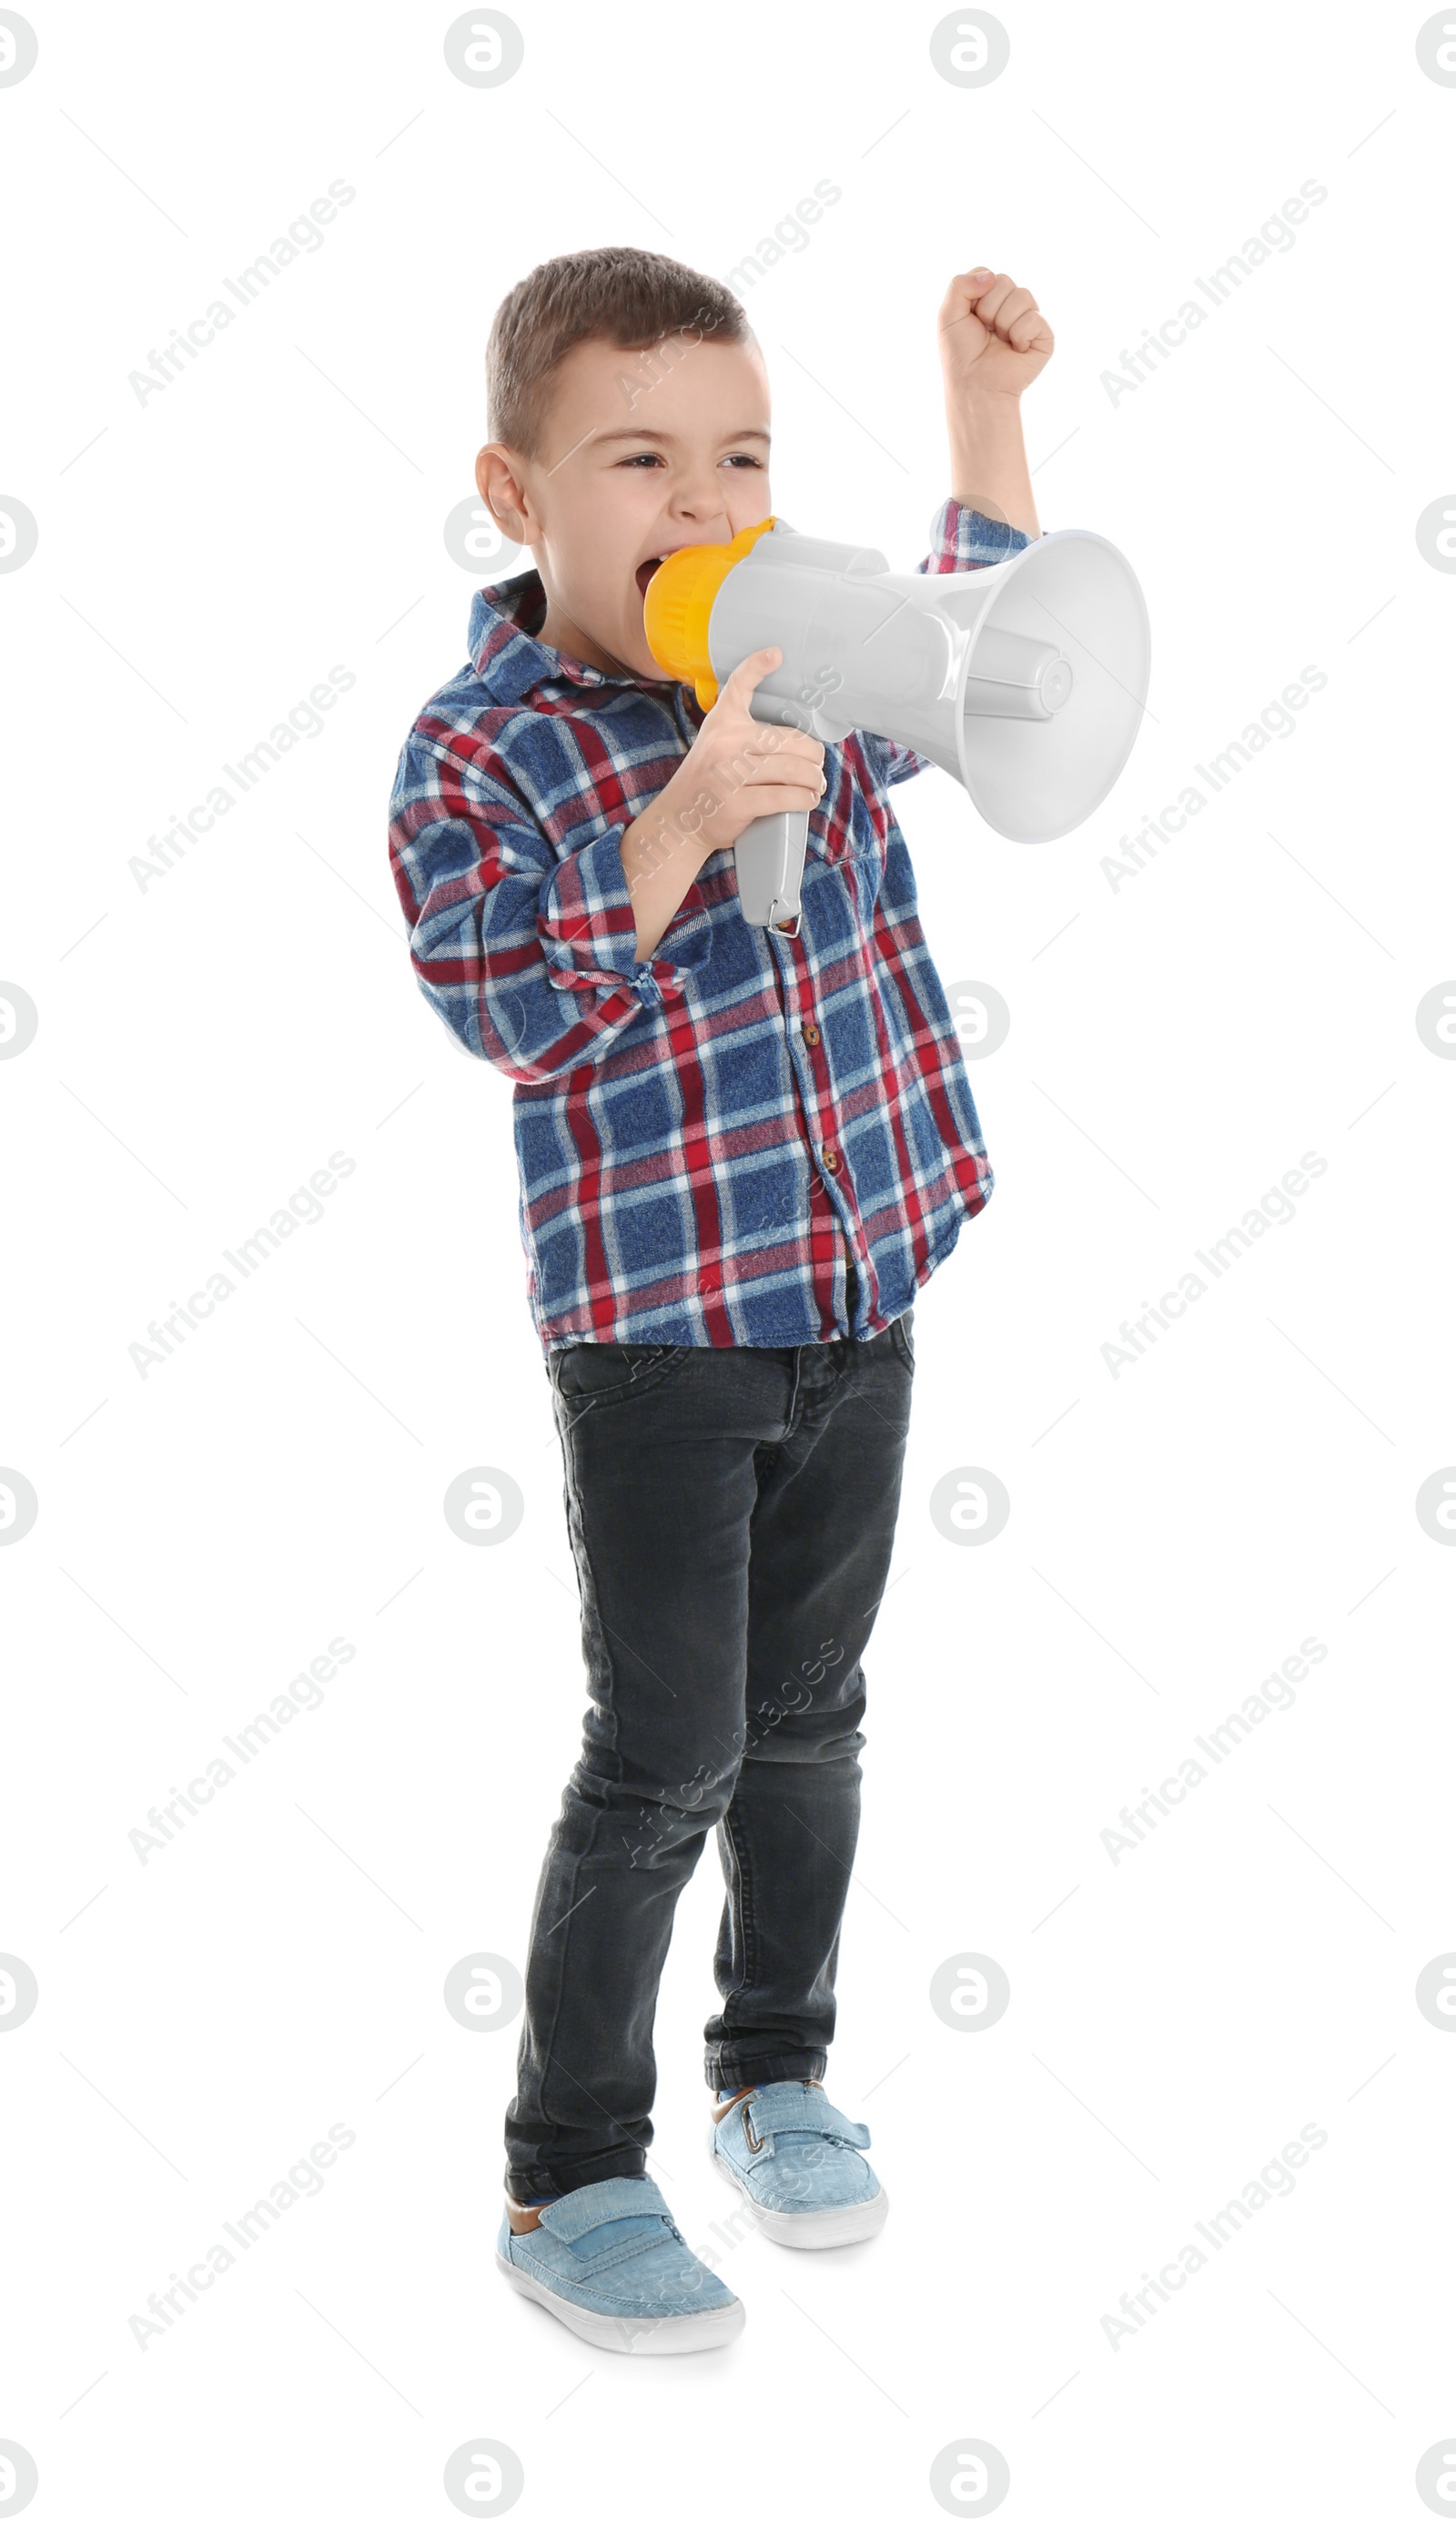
[503, 1308, 915, 2200]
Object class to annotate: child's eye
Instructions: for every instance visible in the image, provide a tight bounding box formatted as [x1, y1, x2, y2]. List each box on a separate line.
[615, 450, 763, 469]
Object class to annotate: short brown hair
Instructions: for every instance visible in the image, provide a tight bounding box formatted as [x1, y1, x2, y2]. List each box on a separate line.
[486, 247, 753, 462]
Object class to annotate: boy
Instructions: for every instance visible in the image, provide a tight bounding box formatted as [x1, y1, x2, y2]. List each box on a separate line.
[388, 246, 1052, 2355]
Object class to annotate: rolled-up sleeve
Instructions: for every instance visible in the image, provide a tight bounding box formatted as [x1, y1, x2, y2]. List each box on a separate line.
[388, 734, 713, 1083]
[866, 499, 1033, 789]
[930, 496, 1031, 572]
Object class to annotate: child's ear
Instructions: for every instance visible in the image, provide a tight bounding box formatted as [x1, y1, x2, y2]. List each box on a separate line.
[475, 443, 531, 545]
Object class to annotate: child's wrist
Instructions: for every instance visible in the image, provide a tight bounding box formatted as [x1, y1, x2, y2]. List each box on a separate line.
[655, 767, 718, 863]
[946, 383, 1029, 438]
[950, 370, 1026, 400]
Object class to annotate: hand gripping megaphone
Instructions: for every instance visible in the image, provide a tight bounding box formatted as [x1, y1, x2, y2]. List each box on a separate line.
[643, 515, 1150, 930]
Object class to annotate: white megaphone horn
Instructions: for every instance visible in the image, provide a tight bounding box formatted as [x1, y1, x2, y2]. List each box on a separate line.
[643, 515, 1151, 930]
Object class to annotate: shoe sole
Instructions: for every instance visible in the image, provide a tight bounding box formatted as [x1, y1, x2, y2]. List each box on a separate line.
[706, 2129, 890, 2248]
[496, 2251, 744, 2354]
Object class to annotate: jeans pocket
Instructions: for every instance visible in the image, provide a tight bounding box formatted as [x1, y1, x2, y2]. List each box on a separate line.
[889, 1309, 915, 1370]
[551, 1341, 686, 1408]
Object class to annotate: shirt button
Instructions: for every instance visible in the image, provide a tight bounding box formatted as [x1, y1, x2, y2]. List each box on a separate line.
[802, 1023, 821, 1047]
[822, 1147, 840, 1174]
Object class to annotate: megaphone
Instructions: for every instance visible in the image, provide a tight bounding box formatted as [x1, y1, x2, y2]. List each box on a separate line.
[643, 515, 1150, 929]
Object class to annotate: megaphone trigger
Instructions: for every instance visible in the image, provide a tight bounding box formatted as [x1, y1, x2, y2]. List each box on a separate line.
[732, 806, 809, 934]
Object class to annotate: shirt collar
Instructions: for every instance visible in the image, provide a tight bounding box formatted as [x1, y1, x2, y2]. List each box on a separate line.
[468, 566, 684, 711]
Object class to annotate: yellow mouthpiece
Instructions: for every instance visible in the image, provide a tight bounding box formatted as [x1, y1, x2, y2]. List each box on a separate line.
[642, 516, 779, 709]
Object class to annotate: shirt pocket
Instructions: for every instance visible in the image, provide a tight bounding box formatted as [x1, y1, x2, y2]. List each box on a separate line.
[808, 748, 886, 919]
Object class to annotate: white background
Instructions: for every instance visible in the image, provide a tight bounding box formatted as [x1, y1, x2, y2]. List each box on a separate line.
[4, 2, 1455, 2521]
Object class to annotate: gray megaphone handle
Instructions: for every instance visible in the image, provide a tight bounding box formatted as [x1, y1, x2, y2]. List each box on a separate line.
[733, 808, 809, 933]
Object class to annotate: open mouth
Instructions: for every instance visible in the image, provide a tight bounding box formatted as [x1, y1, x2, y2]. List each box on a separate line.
[635, 556, 664, 600]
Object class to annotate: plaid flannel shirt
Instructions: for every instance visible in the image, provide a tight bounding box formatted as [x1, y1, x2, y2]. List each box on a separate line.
[388, 498, 1028, 1351]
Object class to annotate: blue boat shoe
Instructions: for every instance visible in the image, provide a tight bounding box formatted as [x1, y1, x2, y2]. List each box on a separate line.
[709, 2079, 889, 2247]
[496, 2173, 745, 2353]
